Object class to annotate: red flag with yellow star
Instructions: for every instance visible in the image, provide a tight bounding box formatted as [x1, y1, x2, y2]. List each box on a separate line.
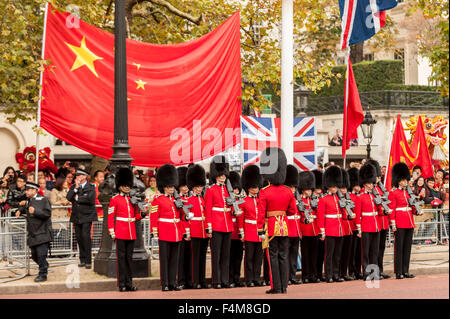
[41, 3, 241, 166]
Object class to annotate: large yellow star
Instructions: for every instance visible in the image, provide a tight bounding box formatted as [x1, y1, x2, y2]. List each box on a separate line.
[65, 36, 103, 77]
[135, 79, 147, 90]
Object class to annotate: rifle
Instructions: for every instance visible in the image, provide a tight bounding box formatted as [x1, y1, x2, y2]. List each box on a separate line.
[371, 188, 391, 215]
[406, 185, 424, 215]
[310, 194, 319, 210]
[336, 189, 355, 219]
[173, 189, 194, 221]
[225, 179, 245, 216]
[377, 182, 390, 201]
[294, 190, 313, 224]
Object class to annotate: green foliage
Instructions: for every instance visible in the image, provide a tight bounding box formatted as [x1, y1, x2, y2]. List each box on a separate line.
[311, 60, 404, 97]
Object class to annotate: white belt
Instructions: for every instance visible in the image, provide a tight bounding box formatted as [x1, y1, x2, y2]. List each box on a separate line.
[310, 215, 317, 219]
[396, 207, 412, 212]
[191, 217, 205, 221]
[212, 207, 231, 212]
[287, 215, 300, 220]
[116, 217, 135, 222]
[362, 212, 378, 216]
[244, 219, 257, 224]
[158, 218, 180, 223]
[325, 214, 342, 219]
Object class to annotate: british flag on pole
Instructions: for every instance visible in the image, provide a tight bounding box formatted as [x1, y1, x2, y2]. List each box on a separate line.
[240, 116, 317, 171]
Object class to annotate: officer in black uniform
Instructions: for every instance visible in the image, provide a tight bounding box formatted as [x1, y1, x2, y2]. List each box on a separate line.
[67, 168, 97, 269]
[17, 182, 53, 282]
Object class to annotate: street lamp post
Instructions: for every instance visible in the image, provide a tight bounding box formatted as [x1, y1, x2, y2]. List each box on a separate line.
[360, 107, 377, 159]
[94, 0, 149, 278]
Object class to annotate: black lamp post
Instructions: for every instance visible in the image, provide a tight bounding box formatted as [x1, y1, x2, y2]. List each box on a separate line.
[360, 107, 377, 159]
[94, 0, 150, 278]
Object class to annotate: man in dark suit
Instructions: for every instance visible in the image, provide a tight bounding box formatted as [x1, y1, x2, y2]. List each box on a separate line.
[67, 169, 97, 269]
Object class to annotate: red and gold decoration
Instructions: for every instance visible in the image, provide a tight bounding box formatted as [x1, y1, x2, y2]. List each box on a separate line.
[15, 146, 58, 174]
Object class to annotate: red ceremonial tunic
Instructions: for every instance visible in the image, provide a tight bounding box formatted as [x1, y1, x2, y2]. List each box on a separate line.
[388, 188, 416, 229]
[348, 192, 359, 232]
[95, 184, 103, 218]
[150, 194, 183, 242]
[179, 194, 191, 237]
[107, 194, 143, 240]
[205, 183, 234, 233]
[258, 185, 297, 237]
[317, 193, 344, 237]
[288, 193, 302, 238]
[299, 196, 319, 237]
[374, 185, 390, 230]
[187, 194, 207, 239]
[238, 196, 264, 242]
[354, 192, 382, 233]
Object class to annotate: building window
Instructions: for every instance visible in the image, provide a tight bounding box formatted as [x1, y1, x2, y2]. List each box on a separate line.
[394, 48, 405, 61]
[55, 139, 71, 146]
[252, 21, 265, 46]
[364, 53, 374, 61]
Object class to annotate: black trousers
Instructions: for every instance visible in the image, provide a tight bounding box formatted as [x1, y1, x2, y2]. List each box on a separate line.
[324, 236, 343, 280]
[74, 222, 92, 264]
[116, 239, 135, 288]
[159, 240, 180, 288]
[349, 231, 362, 276]
[211, 231, 231, 285]
[267, 236, 289, 291]
[378, 229, 388, 273]
[340, 234, 353, 277]
[361, 232, 380, 277]
[229, 239, 244, 284]
[316, 238, 325, 279]
[394, 228, 414, 275]
[300, 236, 319, 280]
[263, 248, 270, 283]
[191, 238, 209, 286]
[244, 241, 263, 284]
[288, 237, 300, 281]
[177, 239, 193, 287]
[30, 243, 49, 277]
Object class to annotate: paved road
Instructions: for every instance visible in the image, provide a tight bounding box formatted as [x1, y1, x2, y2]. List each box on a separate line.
[2, 274, 448, 299]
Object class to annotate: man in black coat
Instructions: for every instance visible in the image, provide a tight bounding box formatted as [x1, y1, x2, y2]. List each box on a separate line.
[67, 169, 97, 269]
[16, 182, 53, 282]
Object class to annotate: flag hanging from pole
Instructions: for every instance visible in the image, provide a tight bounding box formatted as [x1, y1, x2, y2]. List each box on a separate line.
[410, 116, 434, 179]
[342, 57, 364, 159]
[339, 0, 398, 50]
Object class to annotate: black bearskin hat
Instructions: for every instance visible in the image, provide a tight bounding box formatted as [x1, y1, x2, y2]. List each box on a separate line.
[209, 155, 229, 181]
[366, 159, 382, 177]
[359, 163, 377, 185]
[228, 171, 242, 192]
[312, 169, 323, 190]
[323, 165, 343, 189]
[156, 164, 178, 193]
[242, 165, 262, 194]
[187, 164, 206, 189]
[347, 167, 360, 190]
[340, 168, 350, 189]
[298, 171, 315, 192]
[260, 147, 287, 186]
[115, 167, 134, 191]
[391, 162, 411, 188]
[284, 165, 299, 187]
[176, 166, 188, 188]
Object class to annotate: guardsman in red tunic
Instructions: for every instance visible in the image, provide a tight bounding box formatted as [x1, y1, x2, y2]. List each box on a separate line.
[317, 166, 345, 283]
[258, 147, 297, 294]
[204, 156, 234, 289]
[354, 164, 382, 280]
[151, 164, 185, 291]
[367, 159, 392, 280]
[186, 164, 210, 289]
[108, 168, 146, 292]
[176, 166, 193, 290]
[239, 165, 264, 287]
[347, 167, 363, 280]
[284, 165, 302, 285]
[312, 169, 326, 281]
[388, 162, 424, 279]
[338, 168, 356, 281]
[228, 171, 245, 288]
[298, 171, 320, 284]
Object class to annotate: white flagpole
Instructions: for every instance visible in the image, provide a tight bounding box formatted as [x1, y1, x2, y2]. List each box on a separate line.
[35, 2, 49, 184]
[343, 47, 350, 169]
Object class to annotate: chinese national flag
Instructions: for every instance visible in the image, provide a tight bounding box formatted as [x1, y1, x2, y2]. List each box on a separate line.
[40, 3, 242, 167]
[410, 116, 434, 178]
[384, 115, 417, 190]
[342, 57, 364, 159]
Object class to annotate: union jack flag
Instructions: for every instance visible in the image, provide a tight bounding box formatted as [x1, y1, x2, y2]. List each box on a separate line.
[240, 116, 317, 171]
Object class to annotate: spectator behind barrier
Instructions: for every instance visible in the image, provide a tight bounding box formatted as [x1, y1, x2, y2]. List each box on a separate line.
[6, 175, 27, 216]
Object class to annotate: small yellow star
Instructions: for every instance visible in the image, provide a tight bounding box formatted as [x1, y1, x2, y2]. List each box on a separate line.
[132, 62, 141, 70]
[135, 79, 147, 90]
[127, 97, 131, 101]
[65, 36, 103, 77]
